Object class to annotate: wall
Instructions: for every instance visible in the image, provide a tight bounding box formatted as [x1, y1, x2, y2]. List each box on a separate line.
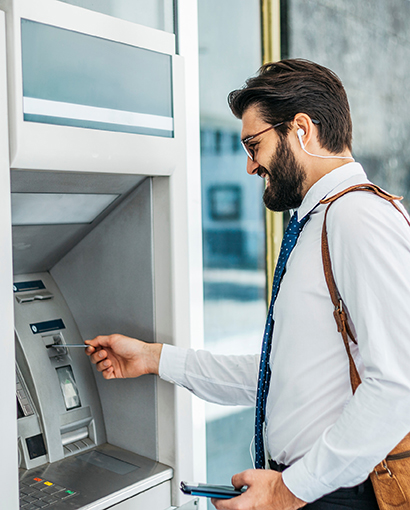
[284, 0, 410, 207]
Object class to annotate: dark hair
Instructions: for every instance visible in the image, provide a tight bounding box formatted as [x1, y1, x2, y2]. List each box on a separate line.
[228, 59, 352, 153]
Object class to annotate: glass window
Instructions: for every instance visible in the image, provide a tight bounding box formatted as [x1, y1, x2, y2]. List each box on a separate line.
[281, 0, 410, 209]
[57, 0, 175, 33]
[198, 0, 264, 493]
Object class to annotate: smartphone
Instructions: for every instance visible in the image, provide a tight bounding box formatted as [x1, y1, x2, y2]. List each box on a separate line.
[180, 481, 246, 499]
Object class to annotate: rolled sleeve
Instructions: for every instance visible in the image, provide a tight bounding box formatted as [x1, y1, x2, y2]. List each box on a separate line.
[282, 458, 335, 503]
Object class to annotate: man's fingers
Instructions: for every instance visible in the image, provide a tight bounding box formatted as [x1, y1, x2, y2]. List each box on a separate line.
[231, 469, 253, 489]
[92, 356, 112, 373]
[88, 349, 108, 365]
[211, 498, 229, 509]
[103, 366, 115, 379]
[85, 335, 113, 349]
[85, 345, 95, 355]
[211, 496, 243, 510]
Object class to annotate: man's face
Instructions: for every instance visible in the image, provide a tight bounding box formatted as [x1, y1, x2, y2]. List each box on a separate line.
[241, 106, 307, 212]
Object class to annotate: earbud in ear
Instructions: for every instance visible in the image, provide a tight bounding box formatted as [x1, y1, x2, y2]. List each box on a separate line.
[297, 128, 305, 149]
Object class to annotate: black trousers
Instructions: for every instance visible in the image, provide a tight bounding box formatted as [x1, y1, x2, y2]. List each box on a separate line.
[269, 461, 379, 510]
[305, 478, 378, 510]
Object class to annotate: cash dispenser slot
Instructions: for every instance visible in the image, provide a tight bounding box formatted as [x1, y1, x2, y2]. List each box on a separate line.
[61, 426, 89, 446]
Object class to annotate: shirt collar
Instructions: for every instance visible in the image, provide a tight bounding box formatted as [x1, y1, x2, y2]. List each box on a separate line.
[296, 162, 368, 220]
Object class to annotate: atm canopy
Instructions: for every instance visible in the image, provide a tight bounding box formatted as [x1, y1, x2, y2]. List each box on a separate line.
[11, 170, 146, 274]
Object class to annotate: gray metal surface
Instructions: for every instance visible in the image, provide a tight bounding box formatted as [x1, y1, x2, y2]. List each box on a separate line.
[51, 178, 158, 460]
[14, 174, 162, 509]
[19, 443, 172, 510]
[11, 170, 146, 274]
[167, 499, 199, 510]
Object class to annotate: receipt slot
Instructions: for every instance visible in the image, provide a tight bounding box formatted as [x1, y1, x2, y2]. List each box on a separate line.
[0, 0, 205, 509]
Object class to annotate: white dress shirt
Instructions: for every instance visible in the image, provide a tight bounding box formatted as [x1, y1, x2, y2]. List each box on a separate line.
[159, 162, 410, 502]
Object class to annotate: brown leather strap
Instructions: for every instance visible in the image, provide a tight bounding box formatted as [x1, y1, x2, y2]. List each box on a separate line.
[320, 183, 409, 393]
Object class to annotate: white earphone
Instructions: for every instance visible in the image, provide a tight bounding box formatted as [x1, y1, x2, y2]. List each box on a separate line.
[297, 128, 306, 148]
[296, 128, 354, 161]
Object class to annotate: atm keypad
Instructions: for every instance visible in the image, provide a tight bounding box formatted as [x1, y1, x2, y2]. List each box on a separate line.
[20, 477, 78, 508]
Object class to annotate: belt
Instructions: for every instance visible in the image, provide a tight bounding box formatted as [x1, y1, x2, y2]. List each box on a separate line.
[268, 459, 289, 472]
[268, 462, 373, 499]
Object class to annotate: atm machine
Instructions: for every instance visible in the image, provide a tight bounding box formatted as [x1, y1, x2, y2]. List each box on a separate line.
[0, 1, 204, 509]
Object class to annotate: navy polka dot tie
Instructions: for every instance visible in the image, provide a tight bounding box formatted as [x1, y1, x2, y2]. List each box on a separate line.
[254, 212, 310, 469]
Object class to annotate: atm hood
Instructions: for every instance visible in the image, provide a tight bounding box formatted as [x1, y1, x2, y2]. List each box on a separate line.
[11, 170, 147, 274]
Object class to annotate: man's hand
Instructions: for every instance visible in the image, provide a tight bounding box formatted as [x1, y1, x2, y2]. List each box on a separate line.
[85, 334, 163, 379]
[211, 469, 306, 510]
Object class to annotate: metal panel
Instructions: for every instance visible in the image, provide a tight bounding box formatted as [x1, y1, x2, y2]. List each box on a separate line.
[3, 0, 181, 174]
[0, 9, 19, 509]
[10, 170, 145, 274]
[51, 178, 158, 460]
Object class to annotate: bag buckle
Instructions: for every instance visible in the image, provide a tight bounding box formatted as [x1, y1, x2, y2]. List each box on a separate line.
[375, 460, 393, 478]
[333, 300, 345, 332]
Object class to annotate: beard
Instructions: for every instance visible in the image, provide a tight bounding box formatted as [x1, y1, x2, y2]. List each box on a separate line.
[259, 136, 307, 212]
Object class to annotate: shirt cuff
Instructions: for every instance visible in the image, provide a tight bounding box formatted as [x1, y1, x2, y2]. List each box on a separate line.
[282, 458, 333, 503]
[158, 343, 188, 386]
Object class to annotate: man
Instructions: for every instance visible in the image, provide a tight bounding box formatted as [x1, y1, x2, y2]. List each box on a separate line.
[85, 59, 410, 510]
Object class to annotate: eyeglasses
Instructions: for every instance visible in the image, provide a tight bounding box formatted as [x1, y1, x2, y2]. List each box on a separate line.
[240, 119, 320, 161]
[241, 121, 284, 161]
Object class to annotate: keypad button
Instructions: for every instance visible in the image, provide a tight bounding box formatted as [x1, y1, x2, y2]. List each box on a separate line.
[23, 496, 37, 503]
[61, 490, 77, 499]
[50, 485, 65, 492]
[32, 500, 49, 508]
[21, 486, 37, 496]
[52, 491, 66, 501]
[20, 478, 78, 507]
[40, 495, 59, 505]
[41, 487, 62, 496]
[39, 482, 54, 491]
[29, 481, 45, 488]
[32, 489, 45, 500]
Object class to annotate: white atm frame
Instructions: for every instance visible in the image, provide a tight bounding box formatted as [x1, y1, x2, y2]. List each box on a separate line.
[0, 0, 206, 508]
